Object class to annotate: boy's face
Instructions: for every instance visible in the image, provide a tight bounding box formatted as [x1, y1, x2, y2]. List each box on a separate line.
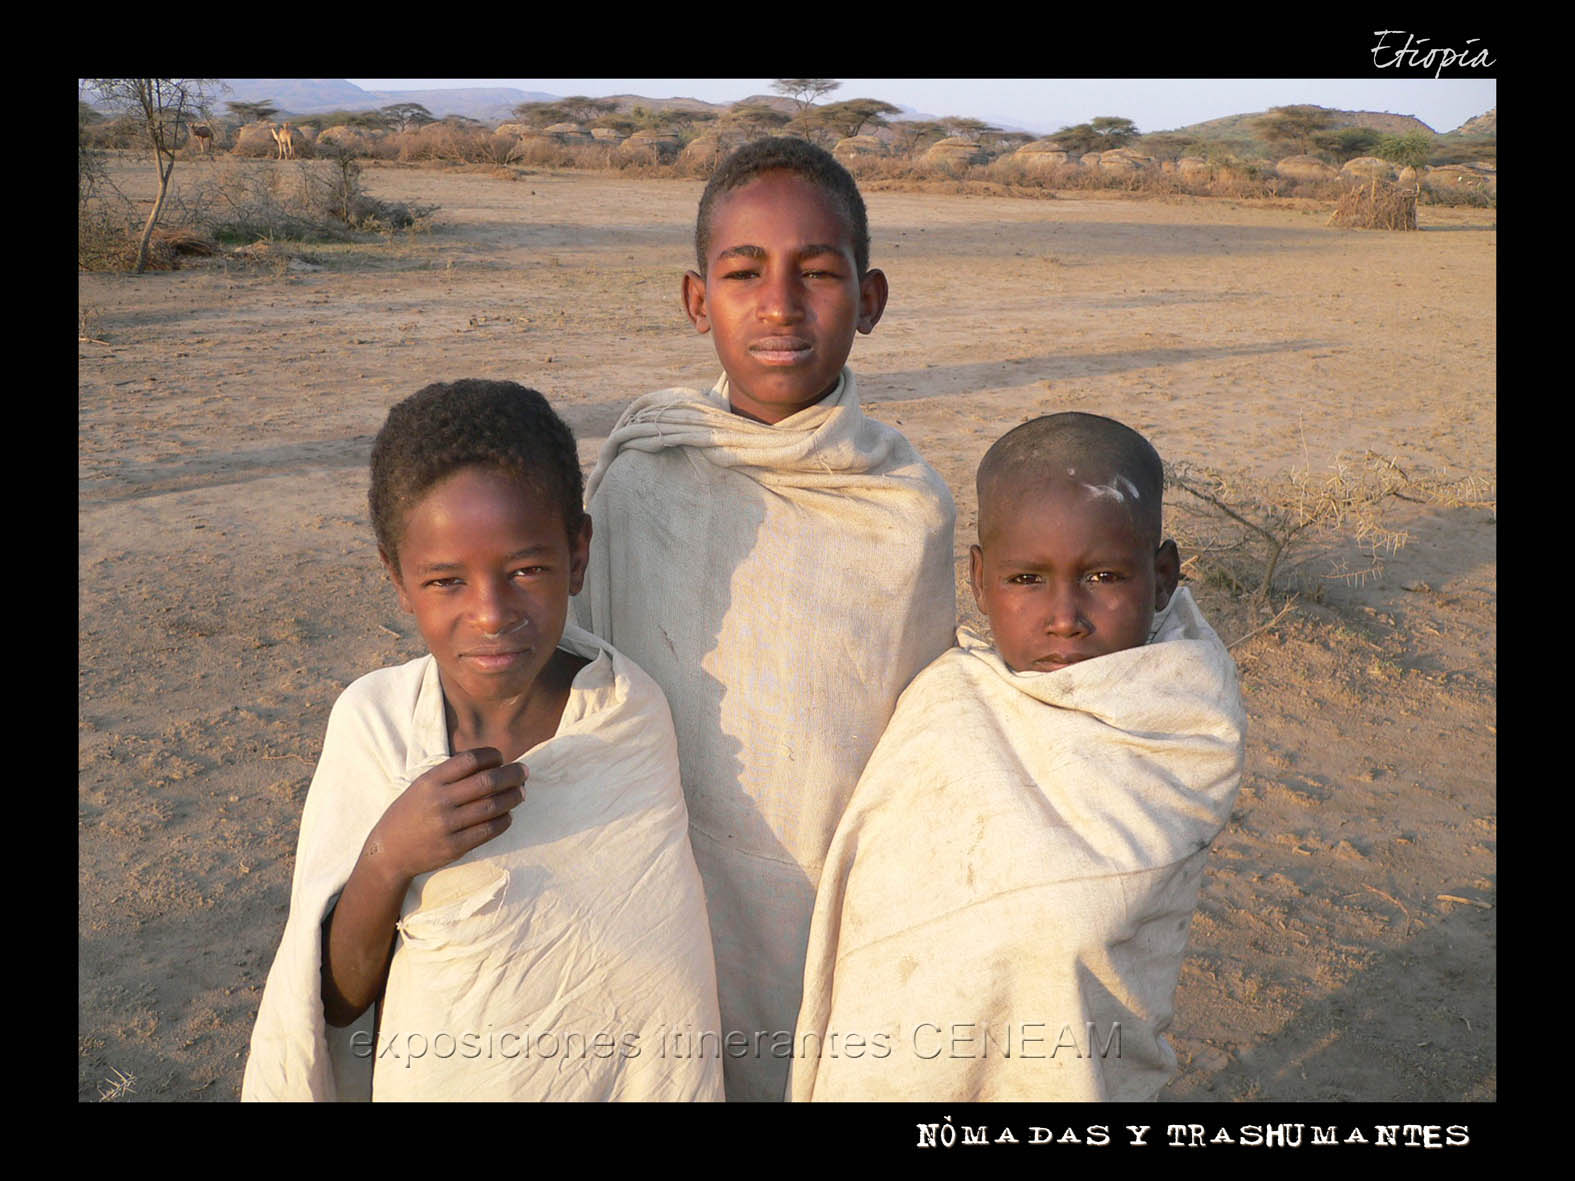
[970, 477, 1179, 674]
[381, 466, 591, 714]
[682, 171, 887, 425]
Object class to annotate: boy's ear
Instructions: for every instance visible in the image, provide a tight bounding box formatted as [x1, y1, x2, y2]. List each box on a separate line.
[857, 267, 889, 335]
[1154, 539, 1180, 611]
[379, 547, 414, 614]
[568, 514, 593, 596]
[681, 270, 711, 335]
[968, 543, 986, 611]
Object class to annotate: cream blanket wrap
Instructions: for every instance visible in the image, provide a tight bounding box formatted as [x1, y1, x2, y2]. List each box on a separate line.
[242, 625, 723, 1101]
[790, 588, 1245, 1102]
[577, 369, 956, 1100]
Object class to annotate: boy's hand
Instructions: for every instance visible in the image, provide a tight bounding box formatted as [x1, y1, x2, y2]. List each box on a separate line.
[362, 747, 526, 885]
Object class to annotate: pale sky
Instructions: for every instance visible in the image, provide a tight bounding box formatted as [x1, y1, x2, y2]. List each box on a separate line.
[346, 78, 1498, 136]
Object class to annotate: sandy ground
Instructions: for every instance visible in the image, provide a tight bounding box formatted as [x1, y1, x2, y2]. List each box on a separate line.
[78, 157, 1495, 1102]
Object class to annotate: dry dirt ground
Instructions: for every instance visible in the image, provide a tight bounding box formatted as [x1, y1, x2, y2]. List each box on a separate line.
[78, 157, 1495, 1103]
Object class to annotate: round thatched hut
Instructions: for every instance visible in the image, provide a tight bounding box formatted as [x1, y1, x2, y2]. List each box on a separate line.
[1097, 148, 1155, 174]
[1012, 139, 1071, 173]
[832, 134, 888, 166]
[1275, 155, 1337, 181]
[1340, 156, 1396, 182]
[923, 136, 988, 172]
[619, 129, 680, 163]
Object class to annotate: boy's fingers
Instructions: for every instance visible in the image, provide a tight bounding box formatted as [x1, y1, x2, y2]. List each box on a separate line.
[447, 761, 527, 807]
[417, 747, 502, 788]
[451, 786, 525, 833]
[449, 747, 503, 776]
[456, 812, 513, 854]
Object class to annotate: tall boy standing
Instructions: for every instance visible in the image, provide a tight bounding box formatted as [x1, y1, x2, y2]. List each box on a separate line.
[577, 139, 956, 1100]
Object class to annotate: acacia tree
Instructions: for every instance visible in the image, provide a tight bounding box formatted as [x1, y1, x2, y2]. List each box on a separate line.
[558, 96, 619, 125]
[1376, 131, 1435, 172]
[772, 78, 839, 134]
[86, 78, 224, 273]
[1050, 116, 1137, 154]
[226, 99, 278, 124]
[512, 101, 570, 128]
[1254, 105, 1336, 156]
[722, 101, 791, 138]
[816, 98, 901, 140]
[1314, 126, 1382, 162]
[889, 119, 948, 155]
[380, 102, 435, 132]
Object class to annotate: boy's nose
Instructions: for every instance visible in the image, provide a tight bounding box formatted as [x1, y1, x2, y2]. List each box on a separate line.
[758, 273, 805, 322]
[473, 578, 524, 635]
[1043, 584, 1088, 636]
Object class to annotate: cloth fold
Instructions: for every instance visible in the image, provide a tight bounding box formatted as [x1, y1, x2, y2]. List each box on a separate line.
[242, 624, 723, 1101]
[578, 369, 956, 1099]
[790, 587, 1245, 1101]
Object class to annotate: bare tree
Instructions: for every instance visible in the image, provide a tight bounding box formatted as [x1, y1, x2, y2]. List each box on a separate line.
[85, 78, 225, 273]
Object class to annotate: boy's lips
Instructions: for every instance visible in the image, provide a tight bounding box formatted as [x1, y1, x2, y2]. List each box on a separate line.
[1032, 651, 1089, 670]
[462, 646, 532, 671]
[748, 336, 813, 364]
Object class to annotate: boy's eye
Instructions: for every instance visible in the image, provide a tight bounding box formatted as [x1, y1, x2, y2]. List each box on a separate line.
[1086, 570, 1124, 584]
[425, 577, 461, 589]
[1006, 573, 1042, 585]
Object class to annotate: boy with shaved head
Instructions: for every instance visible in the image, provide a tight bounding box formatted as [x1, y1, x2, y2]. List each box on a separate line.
[792, 412, 1246, 1102]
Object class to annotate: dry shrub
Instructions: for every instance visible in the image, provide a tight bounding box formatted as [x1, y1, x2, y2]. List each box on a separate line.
[1327, 179, 1418, 230]
[179, 159, 435, 242]
[511, 136, 575, 168]
[1165, 452, 1492, 607]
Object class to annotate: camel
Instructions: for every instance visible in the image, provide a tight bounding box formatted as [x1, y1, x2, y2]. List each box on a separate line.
[270, 121, 297, 161]
[190, 122, 214, 160]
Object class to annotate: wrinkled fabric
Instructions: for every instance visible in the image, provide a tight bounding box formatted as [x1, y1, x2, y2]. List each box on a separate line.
[242, 625, 723, 1101]
[577, 369, 956, 1099]
[791, 588, 1246, 1102]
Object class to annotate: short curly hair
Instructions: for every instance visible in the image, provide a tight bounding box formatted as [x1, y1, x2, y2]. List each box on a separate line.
[369, 379, 584, 564]
[695, 136, 870, 277]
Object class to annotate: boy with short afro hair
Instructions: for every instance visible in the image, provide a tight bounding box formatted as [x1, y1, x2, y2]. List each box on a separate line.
[244, 380, 721, 1101]
[792, 412, 1246, 1102]
[578, 138, 956, 1100]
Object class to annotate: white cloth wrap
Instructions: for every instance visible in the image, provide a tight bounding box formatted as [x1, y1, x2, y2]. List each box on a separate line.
[790, 588, 1246, 1101]
[242, 625, 723, 1101]
[577, 369, 956, 1099]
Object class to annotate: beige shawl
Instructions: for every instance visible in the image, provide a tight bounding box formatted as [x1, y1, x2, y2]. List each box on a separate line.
[242, 625, 722, 1101]
[791, 588, 1245, 1101]
[577, 369, 956, 1099]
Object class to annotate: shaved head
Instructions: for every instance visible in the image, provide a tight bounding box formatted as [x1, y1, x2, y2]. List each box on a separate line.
[976, 412, 1165, 547]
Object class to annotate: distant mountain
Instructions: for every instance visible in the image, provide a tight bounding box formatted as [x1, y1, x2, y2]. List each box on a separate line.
[1175, 107, 1439, 139]
[1448, 108, 1496, 137]
[215, 78, 555, 123]
[200, 84, 1492, 146]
